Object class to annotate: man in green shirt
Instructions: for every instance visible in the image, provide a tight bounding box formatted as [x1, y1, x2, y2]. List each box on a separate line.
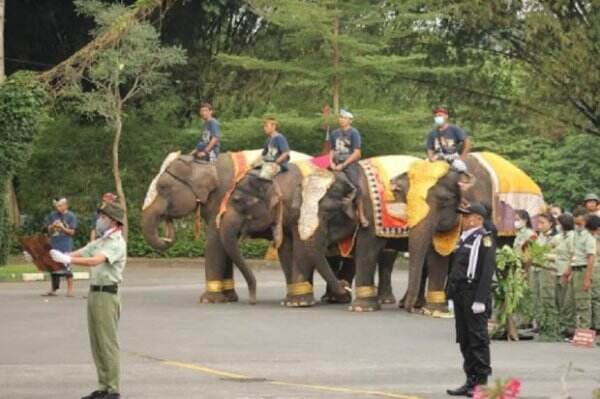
[563, 209, 596, 332]
[51, 202, 127, 399]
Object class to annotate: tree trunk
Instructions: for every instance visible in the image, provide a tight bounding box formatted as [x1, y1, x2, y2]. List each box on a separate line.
[1, 1, 19, 228]
[331, 15, 340, 115]
[112, 110, 128, 239]
[0, 0, 4, 83]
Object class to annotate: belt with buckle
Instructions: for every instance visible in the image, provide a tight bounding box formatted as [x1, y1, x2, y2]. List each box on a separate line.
[90, 285, 118, 294]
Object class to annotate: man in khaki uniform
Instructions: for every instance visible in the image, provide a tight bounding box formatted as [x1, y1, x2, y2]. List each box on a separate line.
[585, 215, 600, 332]
[563, 209, 596, 332]
[51, 202, 127, 399]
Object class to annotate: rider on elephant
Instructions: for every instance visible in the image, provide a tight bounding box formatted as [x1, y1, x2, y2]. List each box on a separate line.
[192, 102, 221, 162]
[329, 109, 369, 228]
[426, 106, 471, 173]
[252, 117, 291, 179]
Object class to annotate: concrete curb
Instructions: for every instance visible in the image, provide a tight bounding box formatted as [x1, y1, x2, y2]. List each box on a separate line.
[21, 272, 90, 282]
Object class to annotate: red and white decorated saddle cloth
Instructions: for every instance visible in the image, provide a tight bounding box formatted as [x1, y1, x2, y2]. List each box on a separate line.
[360, 156, 420, 238]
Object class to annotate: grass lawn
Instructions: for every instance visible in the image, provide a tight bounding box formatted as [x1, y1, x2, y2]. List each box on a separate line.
[0, 258, 87, 282]
[0, 264, 42, 282]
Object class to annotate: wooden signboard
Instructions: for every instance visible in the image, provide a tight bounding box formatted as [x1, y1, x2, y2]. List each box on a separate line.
[572, 328, 596, 348]
[18, 234, 63, 272]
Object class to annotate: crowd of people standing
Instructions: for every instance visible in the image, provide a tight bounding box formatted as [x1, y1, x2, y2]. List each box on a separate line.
[513, 194, 600, 339]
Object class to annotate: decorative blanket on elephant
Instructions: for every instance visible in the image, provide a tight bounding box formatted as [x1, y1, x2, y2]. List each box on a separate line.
[471, 151, 545, 236]
[360, 155, 420, 238]
[298, 169, 336, 240]
[406, 160, 450, 228]
[217, 150, 312, 227]
[296, 156, 356, 256]
[143, 151, 182, 210]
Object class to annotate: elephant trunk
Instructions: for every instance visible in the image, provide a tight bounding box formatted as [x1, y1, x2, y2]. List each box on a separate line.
[404, 220, 435, 312]
[305, 233, 347, 296]
[141, 198, 176, 251]
[219, 210, 257, 304]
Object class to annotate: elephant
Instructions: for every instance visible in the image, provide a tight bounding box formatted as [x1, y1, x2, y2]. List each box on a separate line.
[218, 166, 352, 306]
[390, 155, 509, 313]
[141, 153, 258, 304]
[287, 157, 468, 313]
[288, 171, 401, 308]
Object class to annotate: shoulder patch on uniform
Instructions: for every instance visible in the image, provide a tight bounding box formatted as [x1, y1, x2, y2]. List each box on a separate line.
[483, 236, 492, 247]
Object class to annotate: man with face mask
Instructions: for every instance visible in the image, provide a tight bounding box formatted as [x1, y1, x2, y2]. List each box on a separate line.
[50, 202, 127, 399]
[562, 208, 597, 333]
[426, 107, 471, 173]
[446, 203, 495, 396]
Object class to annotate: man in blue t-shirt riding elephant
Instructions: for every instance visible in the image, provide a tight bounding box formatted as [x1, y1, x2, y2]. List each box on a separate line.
[426, 107, 471, 172]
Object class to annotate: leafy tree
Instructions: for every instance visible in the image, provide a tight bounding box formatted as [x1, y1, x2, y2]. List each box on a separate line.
[395, 0, 600, 136]
[65, 0, 186, 238]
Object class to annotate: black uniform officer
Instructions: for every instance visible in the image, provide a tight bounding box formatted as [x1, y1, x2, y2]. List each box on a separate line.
[446, 203, 496, 397]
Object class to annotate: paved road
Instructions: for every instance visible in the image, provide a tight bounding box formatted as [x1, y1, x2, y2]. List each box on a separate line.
[1, 261, 599, 399]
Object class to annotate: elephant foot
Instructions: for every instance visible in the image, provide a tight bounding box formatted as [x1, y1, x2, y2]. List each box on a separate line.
[284, 293, 317, 307]
[349, 297, 381, 312]
[320, 291, 352, 304]
[199, 291, 228, 304]
[222, 289, 239, 303]
[378, 292, 396, 305]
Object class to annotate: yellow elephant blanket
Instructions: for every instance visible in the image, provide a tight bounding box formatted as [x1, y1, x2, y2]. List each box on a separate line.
[471, 152, 544, 236]
[360, 155, 421, 238]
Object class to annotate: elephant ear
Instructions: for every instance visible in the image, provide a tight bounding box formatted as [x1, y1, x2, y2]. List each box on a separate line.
[192, 163, 219, 204]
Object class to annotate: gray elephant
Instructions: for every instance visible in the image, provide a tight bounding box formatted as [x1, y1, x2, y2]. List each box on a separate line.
[141, 153, 258, 304]
[392, 153, 543, 313]
[218, 166, 352, 305]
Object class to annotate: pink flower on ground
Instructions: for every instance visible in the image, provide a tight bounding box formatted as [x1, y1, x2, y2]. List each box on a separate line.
[472, 385, 488, 399]
[502, 378, 521, 399]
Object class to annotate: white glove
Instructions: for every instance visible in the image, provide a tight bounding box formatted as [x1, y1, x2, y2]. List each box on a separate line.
[23, 251, 33, 263]
[451, 159, 468, 173]
[447, 300, 454, 312]
[50, 249, 71, 265]
[471, 302, 486, 314]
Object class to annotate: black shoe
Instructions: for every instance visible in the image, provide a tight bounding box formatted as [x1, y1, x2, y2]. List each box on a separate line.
[466, 376, 488, 397]
[104, 394, 120, 399]
[446, 376, 474, 396]
[81, 391, 107, 399]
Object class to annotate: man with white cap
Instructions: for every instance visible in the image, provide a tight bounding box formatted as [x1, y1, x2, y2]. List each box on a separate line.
[43, 197, 78, 297]
[446, 203, 495, 396]
[329, 109, 369, 228]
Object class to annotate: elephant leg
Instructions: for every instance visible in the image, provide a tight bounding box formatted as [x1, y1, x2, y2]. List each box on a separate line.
[423, 248, 449, 313]
[377, 249, 397, 305]
[278, 232, 301, 306]
[398, 254, 428, 309]
[221, 257, 238, 303]
[199, 226, 228, 304]
[284, 236, 318, 308]
[350, 234, 385, 312]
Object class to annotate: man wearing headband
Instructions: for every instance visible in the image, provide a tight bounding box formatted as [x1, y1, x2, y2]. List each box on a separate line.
[426, 107, 471, 172]
[51, 202, 127, 399]
[43, 197, 78, 297]
[329, 109, 369, 228]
